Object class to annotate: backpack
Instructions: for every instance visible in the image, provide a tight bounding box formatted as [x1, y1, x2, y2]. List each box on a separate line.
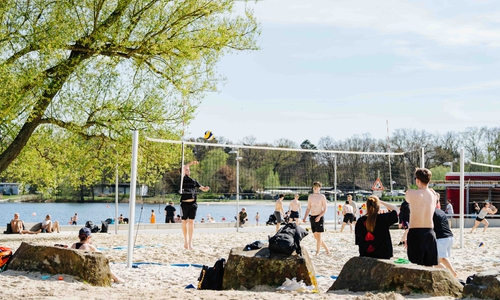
[197, 258, 225, 290]
[100, 221, 108, 233]
[0, 246, 13, 271]
[268, 223, 308, 256]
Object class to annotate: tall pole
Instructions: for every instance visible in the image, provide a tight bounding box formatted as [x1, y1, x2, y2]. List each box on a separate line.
[387, 120, 393, 193]
[115, 163, 119, 234]
[421, 147, 425, 168]
[236, 150, 240, 232]
[459, 148, 464, 248]
[127, 130, 139, 268]
[334, 155, 337, 230]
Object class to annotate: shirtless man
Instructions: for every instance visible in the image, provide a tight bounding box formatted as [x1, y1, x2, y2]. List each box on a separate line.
[340, 200, 354, 233]
[287, 194, 301, 224]
[405, 168, 438, 266]
[10, 213, 40, 234]
[302, 182, 330, 255]
[347, 194, 358, 225]
[274, 194, 285, 232]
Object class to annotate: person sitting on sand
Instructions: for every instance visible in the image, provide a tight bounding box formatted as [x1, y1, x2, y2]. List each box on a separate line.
[10, 213, 41, 234]
[71, 227, 123, 283]
[41, 214, 60, 233]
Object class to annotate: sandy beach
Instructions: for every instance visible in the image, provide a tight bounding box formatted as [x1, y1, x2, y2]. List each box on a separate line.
[1, 223, 497, 300]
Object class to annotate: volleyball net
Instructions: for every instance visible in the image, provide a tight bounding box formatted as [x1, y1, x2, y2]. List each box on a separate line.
[145, 137, 413, 201]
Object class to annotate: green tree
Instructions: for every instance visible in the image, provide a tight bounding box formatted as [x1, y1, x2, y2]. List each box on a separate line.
[0, 0, 259, 187]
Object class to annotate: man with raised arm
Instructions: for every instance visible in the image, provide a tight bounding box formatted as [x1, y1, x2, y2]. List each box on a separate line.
[180, 161, 210, 250]
[405, 168, 438, 266]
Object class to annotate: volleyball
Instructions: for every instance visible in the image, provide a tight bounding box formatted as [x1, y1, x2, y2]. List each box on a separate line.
[204, 130, 214, 140]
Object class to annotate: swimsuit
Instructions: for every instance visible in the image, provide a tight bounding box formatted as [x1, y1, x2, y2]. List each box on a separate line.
[407, 228, 438, 266]
[289, 211, 299, 219]
[274, 211, 283, 223]
[309, 215, 324, 233]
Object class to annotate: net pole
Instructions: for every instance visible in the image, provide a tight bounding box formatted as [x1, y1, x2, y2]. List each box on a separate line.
[179, 142, 186, 194]
[421, 147, 425, 168]
[334, 154, 338, 230]
[127, 130, 139, 268]
[459, 148, 465, 248]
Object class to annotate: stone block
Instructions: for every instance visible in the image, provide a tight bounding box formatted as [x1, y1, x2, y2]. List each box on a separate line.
[328, 256, 462, 297]
[7, 242, 112, 286]
[222, 246, 317, 290]
[463, 270, 500, 299]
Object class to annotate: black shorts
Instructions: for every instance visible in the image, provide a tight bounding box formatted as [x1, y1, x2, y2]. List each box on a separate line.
[476, 216, 485, 222]
[180, 202, 198, 220]
[407, 228, 438, 266]
[274, 211, 283, 223]
[343, 213, 354, 224]
[165, 215, 175, 223]
[309, 215, 324, 233]
[289, 211, 300, 219]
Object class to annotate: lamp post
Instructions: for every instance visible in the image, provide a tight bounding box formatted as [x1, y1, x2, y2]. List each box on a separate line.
[444, 162, 453, 172]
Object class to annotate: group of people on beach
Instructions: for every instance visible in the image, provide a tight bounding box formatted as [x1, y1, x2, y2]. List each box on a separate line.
[9, 213, 60, 234]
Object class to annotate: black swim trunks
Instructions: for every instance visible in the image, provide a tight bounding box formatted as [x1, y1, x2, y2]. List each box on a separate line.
[289, 211, 300, 219]
[309, 215, 324, 233]
[343, 213, 354, 224]
[407, 228, 438, 266]
[180, 202, 198, 220]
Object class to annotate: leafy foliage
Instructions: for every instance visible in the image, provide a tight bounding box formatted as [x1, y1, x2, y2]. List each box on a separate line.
[0, 0, 260, 194]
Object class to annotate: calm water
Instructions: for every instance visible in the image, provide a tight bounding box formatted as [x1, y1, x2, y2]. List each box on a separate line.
[0, 201, 346, 227]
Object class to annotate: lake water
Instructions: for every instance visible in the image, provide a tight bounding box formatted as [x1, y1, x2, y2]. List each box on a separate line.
[0, 201, 345, 227]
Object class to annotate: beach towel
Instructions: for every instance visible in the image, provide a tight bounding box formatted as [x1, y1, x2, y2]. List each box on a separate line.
[0, 246, 12, 271]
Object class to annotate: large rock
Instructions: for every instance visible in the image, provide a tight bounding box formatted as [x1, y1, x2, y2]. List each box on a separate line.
[222, 246, 317, 290]
[328, 256, 462, 298]
[7, 242, 112, 286]
[463, 270, 500, 299]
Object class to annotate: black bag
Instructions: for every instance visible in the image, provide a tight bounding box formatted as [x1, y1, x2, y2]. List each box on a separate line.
[197, 258, 225, 290]
[91, 225, 100, 233]
[244, 241, 264, 251]
[3, 223, 13, 234]
[100, 221, 108, 233]
[268, 223, 308, 256]
[85, 221, 93, 228]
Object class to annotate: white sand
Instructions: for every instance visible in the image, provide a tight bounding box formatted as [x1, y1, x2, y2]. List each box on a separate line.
[1, 224, 497, 300]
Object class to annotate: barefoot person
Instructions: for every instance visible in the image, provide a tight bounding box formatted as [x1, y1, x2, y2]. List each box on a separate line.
[287, 194, 301, 224]
[10, 213, 40, 234]
[274, 194, 285, 232]
[340, 200, 355, 233]
[180, 161, 210, 250]
[405, 168, 438, 267]
[302, 182, 330, 255]
[71, 227, 122, 283]
[41, 214, 60, 233]
[433, 194, 457, 277]
[470, 201, 498, 233]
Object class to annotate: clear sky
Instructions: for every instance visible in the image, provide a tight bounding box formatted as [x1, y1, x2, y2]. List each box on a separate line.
[186, 0, 500, 146]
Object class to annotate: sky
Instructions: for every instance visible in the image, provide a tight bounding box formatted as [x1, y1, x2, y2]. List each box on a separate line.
[186, 0, 500, 146]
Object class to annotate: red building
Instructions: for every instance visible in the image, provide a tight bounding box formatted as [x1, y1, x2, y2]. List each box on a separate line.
[435, 172, 500, 214]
